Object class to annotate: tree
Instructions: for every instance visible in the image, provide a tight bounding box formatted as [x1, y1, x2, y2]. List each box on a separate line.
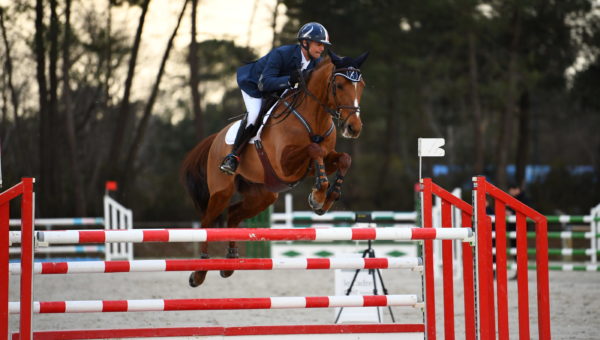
[35, 0, 54, 215]
[62, 0, 87, 215]
[0, 6, 24, 168]
[106, 0, 151, 183]
[189, 0, 203, 140]
[119, 0, 190, 198]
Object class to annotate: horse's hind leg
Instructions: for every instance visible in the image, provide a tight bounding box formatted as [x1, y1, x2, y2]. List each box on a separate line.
[219, 183, 278, 279]
[189, 185, 235, 287]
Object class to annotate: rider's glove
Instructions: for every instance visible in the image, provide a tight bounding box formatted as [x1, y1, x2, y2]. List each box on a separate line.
[288, 69, 310, 87]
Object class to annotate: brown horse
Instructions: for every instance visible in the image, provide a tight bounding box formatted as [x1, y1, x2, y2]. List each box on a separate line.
[181, 50, 368, 286]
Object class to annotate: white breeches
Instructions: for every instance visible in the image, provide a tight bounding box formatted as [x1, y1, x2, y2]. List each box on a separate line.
[241, 90, 262, 127]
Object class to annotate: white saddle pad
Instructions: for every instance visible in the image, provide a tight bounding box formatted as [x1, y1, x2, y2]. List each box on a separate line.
[224, 100, 280, 145]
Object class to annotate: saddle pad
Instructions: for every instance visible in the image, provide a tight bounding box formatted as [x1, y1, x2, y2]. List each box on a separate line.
[224, 93, 285, 145]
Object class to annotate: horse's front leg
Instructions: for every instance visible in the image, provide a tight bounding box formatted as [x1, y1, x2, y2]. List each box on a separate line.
[319, 151, 351, 213]
[306, 143, 329, 214]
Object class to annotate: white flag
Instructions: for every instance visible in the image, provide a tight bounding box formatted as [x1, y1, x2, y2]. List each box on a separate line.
[418, 138, 445, 157]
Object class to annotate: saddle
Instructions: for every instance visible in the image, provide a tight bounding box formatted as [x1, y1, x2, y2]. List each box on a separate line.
[225, 90, 309, 193]
[225, 92, 282, 145]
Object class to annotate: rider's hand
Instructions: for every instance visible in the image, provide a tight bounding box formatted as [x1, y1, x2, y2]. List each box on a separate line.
[288, 69, 310, 87]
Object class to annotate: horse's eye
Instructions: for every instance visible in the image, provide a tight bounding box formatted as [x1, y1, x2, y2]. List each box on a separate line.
[336, 84, 343, 90]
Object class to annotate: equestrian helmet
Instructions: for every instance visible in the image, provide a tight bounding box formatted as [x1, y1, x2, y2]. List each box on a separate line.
[297, 22, 331, 46]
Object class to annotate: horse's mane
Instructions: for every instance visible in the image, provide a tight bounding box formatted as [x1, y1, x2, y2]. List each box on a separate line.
[314, 56, 333, 73]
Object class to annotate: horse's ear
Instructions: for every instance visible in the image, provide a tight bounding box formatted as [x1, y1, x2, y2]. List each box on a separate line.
[328, 50, 343, 65]
[355, 52, 369, 68]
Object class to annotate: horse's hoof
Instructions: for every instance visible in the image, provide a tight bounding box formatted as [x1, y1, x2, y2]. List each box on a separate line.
[220, 270, 235, 278]
[189, 271, 207, 287]
[314, 209, 325, 216]
[308, 192, 323, 211]
[220, 247, 238, 278]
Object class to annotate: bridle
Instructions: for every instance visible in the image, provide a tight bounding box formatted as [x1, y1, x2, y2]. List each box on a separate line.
[300, 66, 363, 126]
[271, 64, 364, 144]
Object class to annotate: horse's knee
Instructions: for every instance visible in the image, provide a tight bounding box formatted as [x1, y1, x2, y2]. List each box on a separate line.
[307, 143, 325, 159]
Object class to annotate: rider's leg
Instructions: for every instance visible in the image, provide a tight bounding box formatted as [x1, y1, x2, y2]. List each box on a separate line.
[219, 90, 262, 175]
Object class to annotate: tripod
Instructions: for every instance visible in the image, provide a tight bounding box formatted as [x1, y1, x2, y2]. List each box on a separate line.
[334, 213, 396, 324]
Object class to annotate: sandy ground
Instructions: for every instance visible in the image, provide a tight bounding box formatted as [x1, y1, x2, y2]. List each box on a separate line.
[8, 263, 600, 339]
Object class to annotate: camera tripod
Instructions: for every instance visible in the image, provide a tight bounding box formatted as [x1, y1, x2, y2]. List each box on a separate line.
[334, 213, 396, 324]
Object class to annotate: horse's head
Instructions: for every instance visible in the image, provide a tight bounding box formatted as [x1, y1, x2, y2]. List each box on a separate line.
[325, 50, 368, 138]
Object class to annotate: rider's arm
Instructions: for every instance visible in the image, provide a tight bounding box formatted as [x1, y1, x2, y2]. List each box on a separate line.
[258, 49, 293, 93]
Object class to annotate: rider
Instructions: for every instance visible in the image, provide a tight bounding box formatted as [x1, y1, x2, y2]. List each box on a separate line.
[219, 22, 332, 175]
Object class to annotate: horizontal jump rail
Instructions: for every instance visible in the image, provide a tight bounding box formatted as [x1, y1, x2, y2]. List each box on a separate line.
[12, 324, 426, 340]
[9, 217, 104, 227]
[272, 211, 418, 222]
[494, 231, 598, 239]
[490, 215, 595, 223]
[9, 245, 105, 254]
[25, 227, 472, 244]
[507, 263, 600, 272]
[506, 248, 600, 256]
[9, 257, 423, 275]
[9, 295, 419, 313]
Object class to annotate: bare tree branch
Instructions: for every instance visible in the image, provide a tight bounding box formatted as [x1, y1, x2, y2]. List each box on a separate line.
[120, 0, 189, 196]
[62, 0, 87, 215]
[189, 0, 203, 139]
[107, 0, 151, 177]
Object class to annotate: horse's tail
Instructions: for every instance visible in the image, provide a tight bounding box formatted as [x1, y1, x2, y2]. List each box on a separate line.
[181, 133, 217, 216]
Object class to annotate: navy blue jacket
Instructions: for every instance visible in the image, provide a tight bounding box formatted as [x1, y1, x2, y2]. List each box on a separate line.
[237, 44, 320, 98]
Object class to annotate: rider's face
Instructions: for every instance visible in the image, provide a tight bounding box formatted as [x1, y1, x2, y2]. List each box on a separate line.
[307, 41, 325, 59]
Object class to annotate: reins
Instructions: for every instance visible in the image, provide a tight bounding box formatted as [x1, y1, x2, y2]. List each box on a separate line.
[263, 63, 363, 143]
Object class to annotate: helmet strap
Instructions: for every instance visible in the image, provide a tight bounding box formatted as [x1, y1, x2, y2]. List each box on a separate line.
[300, 40, 315, 61]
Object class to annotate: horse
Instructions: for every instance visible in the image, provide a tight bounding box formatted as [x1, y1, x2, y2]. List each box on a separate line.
[181, 50, 368, 287]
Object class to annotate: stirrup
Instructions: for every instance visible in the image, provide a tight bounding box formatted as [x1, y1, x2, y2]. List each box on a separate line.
[219, 153, 240, 175]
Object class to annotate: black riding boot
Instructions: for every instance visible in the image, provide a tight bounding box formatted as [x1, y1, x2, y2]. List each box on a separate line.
[219, 121, 255, 175]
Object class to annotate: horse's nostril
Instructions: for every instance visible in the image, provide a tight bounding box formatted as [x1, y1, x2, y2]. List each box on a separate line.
[348, 125, 354, 133]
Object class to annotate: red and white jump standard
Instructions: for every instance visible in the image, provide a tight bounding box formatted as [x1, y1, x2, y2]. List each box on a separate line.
[2, 176, 551, 340]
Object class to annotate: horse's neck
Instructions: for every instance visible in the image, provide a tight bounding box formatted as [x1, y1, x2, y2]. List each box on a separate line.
[295, 66, 333, 132]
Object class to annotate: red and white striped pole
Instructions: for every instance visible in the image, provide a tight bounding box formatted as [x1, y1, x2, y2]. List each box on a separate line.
[9, 257, 422, 275]
[27, 227, 472, 244]
[9, 295, 419, 314]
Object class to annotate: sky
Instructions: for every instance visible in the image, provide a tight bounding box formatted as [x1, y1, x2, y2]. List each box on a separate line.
[140, 0, 283, 56]
[113, 0, 286, 111]
[0, 0, 287, 118]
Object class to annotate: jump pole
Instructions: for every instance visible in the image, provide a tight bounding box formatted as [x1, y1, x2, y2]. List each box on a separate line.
[9, 257, 423, 274]
[14, 324, 426, 340]
[8, 294, 419, 314]
[26, 227, 472, 244]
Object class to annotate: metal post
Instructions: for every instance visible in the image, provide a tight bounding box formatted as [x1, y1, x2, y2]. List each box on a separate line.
[0, 189, 10, 338]
[20, 178, 35, 340]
